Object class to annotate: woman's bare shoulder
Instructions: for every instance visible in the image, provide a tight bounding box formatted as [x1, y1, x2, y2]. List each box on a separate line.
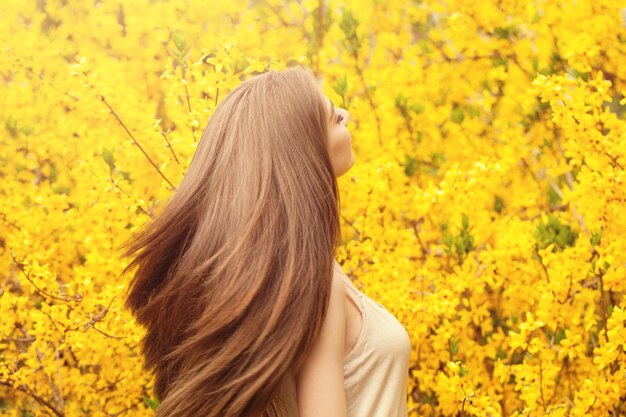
[294, 263, 348, 417]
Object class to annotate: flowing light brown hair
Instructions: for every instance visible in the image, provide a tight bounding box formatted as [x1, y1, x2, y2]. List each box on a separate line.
[117, 66, 342, 417]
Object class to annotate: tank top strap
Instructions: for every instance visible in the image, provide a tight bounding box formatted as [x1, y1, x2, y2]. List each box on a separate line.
[336, 266, 366, 313]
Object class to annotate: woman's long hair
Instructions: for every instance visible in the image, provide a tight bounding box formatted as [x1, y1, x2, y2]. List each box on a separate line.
[117, 66, 341, 417]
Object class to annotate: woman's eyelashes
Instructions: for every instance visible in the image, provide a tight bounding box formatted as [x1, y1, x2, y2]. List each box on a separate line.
[336, 114, 344, 124]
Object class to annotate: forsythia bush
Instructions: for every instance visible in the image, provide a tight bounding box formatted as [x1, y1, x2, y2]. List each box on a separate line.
[1, 0, 625, 416]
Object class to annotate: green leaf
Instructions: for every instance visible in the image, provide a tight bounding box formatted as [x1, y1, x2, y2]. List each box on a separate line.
[535, 214, 578, 251]
[395, 93, 408, 109]
[547, 184, 561, 205]
[48, 163, 58, 183]
[450, 339, 459, 356]
[102, 146, 115, 169]
[459, 362, 468, 377]
[554, 328, 566, 345]
[404, 155, 417, 177]
[495, 348, 507, 360]
[450, 106, 464, 123]
[454, 236, 465, 258]
[143, 396, 159, 411]
[590, 228, 603, 247]
[493, 25, 516, 40]
[52, 185, 71, 195]
[333, 74, 348, 98]
[172, 31, 186, 52]
[339, 9, 361, 52]
[466, 105, 480, 118]
[411, 103, 424, 114]
[491, 55, 507, 67]
[461, 213, 469, 230]
[532, 56, 539, 72]
[493, 194, 505, 213]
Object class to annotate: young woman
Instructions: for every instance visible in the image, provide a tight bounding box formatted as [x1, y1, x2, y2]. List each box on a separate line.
[118, 66, 411, 417]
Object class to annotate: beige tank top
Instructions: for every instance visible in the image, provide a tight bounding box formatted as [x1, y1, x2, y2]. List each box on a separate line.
[274, 260, 412, 417]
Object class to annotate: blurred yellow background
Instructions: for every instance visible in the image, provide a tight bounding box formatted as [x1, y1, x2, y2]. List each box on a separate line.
[1, 0, 625, 416]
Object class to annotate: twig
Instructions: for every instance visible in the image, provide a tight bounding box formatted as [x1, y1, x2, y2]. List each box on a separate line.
[160, 130, 180, 165]
[0, 376, 65, 417]
[9, 249, 81, 303]
[99, 94, 176, 191]
[539, 358, 547, 412]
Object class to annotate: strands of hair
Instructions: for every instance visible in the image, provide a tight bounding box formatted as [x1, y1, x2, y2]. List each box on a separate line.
[117, 65, 341, 417]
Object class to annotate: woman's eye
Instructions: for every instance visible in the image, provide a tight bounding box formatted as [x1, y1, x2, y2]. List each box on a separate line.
[336, 114, 344, 124]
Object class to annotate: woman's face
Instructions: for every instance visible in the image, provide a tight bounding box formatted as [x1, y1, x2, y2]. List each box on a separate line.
[323, 94, 354, 177]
